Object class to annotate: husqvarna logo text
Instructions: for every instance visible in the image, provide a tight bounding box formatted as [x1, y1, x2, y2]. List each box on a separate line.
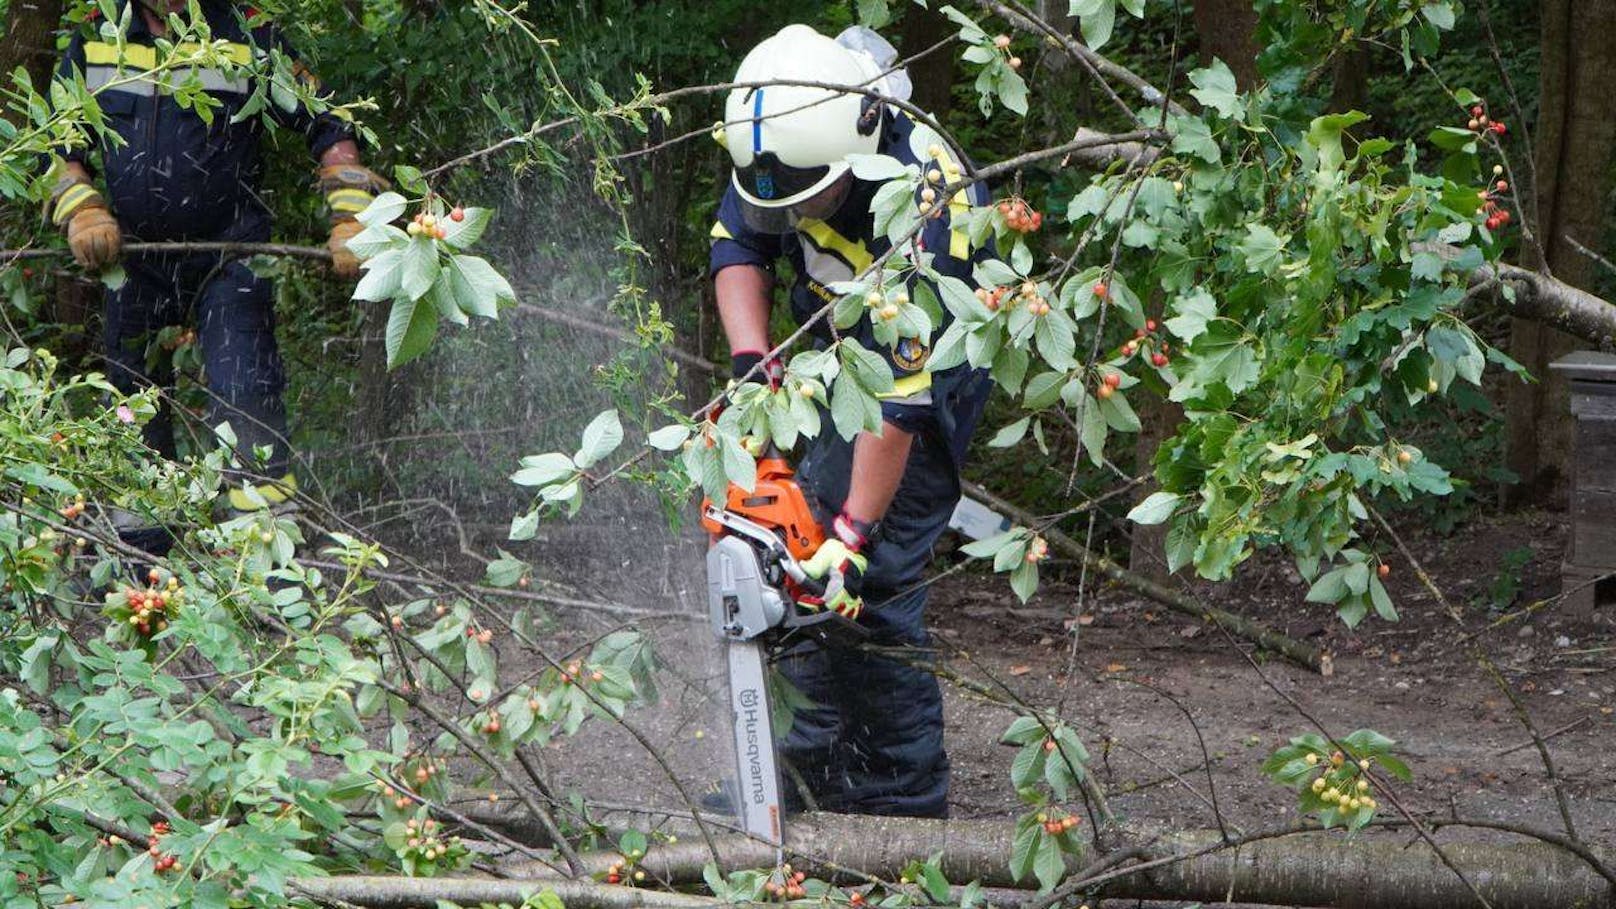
[738, 688, 765, 803]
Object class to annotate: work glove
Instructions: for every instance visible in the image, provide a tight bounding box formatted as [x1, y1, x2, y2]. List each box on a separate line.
[731, 349, 784, 391]
[800, 511, 874, 620]
[327, 219, 365, 278]
[49, 176, 122, 270]
[317, 163, 389, 278]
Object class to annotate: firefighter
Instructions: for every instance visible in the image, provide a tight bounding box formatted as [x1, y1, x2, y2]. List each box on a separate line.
[46, 0, 386, 513]
[710, 24, 996, 818]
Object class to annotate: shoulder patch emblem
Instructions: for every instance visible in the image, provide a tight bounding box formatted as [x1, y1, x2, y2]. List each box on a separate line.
[892, 336, 930, 372]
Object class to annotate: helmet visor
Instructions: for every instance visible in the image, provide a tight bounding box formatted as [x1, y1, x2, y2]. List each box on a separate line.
[734, 170, 854, 234]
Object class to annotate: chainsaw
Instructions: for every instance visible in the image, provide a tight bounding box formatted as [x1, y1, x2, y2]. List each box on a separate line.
[701, 452, 1011, 855]
[700, 452, 866, 856]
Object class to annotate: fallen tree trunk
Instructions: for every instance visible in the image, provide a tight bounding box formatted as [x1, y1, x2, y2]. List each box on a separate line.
[960, 481, 1330, 674]
[299, 814, 1612, 909]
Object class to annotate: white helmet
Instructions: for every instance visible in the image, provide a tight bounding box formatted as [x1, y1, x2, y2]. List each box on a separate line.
[722, 25, 894, 231]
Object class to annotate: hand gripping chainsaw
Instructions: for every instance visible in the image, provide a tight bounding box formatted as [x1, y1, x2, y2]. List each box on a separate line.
[701, 452, 866, 853]
[701, 453, 1011, 853]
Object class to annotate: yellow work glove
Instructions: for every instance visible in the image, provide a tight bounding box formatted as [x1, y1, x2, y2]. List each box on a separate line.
[49, 176, 122, 270]
[327, 219, 365, 279]
[800, 538, 868, 620]
[317, 163, 389, 278]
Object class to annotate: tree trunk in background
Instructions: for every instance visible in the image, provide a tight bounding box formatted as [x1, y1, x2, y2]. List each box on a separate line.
[899, 3, 955, 121]
[1326, 47, 1370, 113]
[1, 0, 62, 90]
[1190, 0, 1260, 87]
[1502, 0, 1616, 508]
[1121, 1, 1262, 575]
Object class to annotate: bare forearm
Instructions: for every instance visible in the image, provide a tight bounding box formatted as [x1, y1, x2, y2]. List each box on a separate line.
[843, 422, 914, 525]
[715, 265, 774, 358]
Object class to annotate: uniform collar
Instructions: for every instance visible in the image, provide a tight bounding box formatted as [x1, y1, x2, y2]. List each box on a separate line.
[118, 0, 235, 40]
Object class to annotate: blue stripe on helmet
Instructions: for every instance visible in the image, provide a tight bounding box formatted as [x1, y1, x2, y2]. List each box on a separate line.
[752, 89, 764, 155]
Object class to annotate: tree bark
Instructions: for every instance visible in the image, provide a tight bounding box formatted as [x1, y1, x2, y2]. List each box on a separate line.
[1189, 0, 1261, 88]
[900, 2, 956, 121]
[308, 814, 1614, 909]
[0, 0, 62, 90]
[1503, 0, 1616, 508]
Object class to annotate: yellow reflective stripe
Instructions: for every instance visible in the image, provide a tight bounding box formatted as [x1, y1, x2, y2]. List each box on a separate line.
[52, 183, 101, 224]
[326, 188, 374, 213]
[926, 142, 973, 260]
[83, 40, 253, 69]
[877, 371, 933, 400]
[710, 221, 734, 241]
[950, 226, 971, 259]
[795, 218, 873, 272]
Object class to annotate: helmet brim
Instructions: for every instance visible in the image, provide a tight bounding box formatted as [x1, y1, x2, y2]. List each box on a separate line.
[732, 163, 853, 233]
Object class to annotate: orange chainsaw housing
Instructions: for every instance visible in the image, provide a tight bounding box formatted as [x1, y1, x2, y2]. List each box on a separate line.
[701, 455, 824, 561]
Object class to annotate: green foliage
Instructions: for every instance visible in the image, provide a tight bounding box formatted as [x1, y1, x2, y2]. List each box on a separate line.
[0, 346, 659, 905]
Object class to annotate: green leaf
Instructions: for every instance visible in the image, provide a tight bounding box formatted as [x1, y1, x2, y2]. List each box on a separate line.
[352, 248, 404, 302]
[1164, 288, 1217, 343]
[440, 206, 493, 251]
[356, 191, 406, 227]
[485, 554, 526, 587]
[574, 410, 623, 470]
[399, 237, 441, 301]
[989, 417, 1031, 448]
[384, 294, 438, 368]
[1422, 1, 1456, 29]
[647, 424, 691, 451]
[446, 255, 516, 318]
[1188, 60, 1240, 118]
[1126, 491, 1180, 525]
[1010, 560, 1039, 602]
[1238, 223, 1289, 274]
[1075, 0, 1116, 49]
[1032, 829, 1064, 891]
[847, 154, 911, 181]
[512, 452, 576, 487]
[1369, 575, 1398, 621]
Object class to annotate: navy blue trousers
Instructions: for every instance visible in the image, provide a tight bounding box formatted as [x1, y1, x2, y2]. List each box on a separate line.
[102, 253, 289, 477]
[782, 427, 961, 818]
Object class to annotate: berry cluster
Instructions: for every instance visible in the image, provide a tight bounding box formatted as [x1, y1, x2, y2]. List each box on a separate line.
[865, 288, 910, 323]
[406, 206, 465, 239]
[558, 659, 605, 686]
[998, 198, 1043, 233]
[401, 816, 463, 863]
[117, 570, 184, 637]
[1465, 103, 1507, 137]
[992, 34, 1022, 71]
[1096, 370, 1123, 400]
[1024, 535, 1049, 564]
[764, 864, 809, 900]
[161, 328, 196, 351]
[1478, 164, 1513, 231]
[1119, 320, 1170, 368]
[1035, 809, 1079, 835]
[465, 625, 494, 645]
[57, 493, 86, 521]
[605, 842, 648, 885]
[975, 281, 1050, 316]
[1305, 750, 1379, 812]
[145, 821, 180, 874]
[918, 144, 963, 218]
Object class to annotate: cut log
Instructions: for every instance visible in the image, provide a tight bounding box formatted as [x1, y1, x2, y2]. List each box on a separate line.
[960, 482, 1329, 674]
[301, 813, 1612, 909]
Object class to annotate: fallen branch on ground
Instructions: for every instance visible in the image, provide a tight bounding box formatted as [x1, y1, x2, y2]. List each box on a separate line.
[960, 481, 1329, 674]
[296, 813, 1614, 909]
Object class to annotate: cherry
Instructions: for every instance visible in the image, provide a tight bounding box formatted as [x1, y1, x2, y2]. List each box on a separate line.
[450, 207, 465, 222]
[1151, 353, 1168, 367]
[1377, 564, 1391, 579]
[1096, 383, 1114, 399]
[1092, 281, 1109, 300]
[1145, 319, 1157, 332]
[1103, 372, 1122, 389]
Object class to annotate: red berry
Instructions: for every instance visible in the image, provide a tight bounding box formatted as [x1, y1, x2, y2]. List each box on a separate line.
[1495, 180, 1508, 192]
[1470, 105, 1484, 117]
[1378, 563, 1391, 579]
[1030, 211, 1043, 230]
[1499, 210, 1511, 223]
[450, 207, 465, 222]
[1486, 216, 1499, 230]
[1145, 319, 1157, 332]
[607, 874, 621, 885]
[1093, 281, 1109, 299]
[1152, 353, 1168, 367]
[1491, 122, 1507, 135]
[1103, 372, 1122, 388]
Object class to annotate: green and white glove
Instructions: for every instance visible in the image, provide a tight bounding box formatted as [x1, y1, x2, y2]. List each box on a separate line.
[800, 538, 868, 620]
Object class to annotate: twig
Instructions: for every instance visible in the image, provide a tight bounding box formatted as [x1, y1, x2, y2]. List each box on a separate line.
[1494, 716, 1591, 757]
[0, 241, 330, 263]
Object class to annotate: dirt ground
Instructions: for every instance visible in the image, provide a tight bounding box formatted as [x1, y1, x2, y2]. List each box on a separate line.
[446, 498, 1616, 867]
